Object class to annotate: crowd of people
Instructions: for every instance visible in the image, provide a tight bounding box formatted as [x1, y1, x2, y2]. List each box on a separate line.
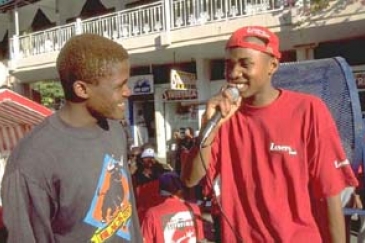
[0, 24, 365, 243]
[127, 132, 209, 242]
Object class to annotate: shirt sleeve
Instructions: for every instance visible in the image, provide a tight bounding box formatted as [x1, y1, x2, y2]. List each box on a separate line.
[207, 134, 221, 186]
[1, 168, 55, 243]
[308, 98, 358, 198]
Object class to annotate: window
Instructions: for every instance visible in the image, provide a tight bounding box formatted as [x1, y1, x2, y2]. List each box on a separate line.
[353, 66, 365, 118]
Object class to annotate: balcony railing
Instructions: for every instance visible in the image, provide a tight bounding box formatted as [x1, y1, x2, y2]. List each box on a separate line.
[9, 0, 284, 61]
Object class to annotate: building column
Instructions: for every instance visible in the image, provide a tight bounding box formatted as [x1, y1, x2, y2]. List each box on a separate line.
[154, 84, 169, 161]
[295, 43, 316, 61]
[195, 58, 211, 129]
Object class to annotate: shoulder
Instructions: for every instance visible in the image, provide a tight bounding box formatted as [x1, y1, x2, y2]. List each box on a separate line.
[107, 119, 126, 135]
[282, 89, 324, 103]
[5, 115, 64, 175]
[10, 115, 55, 157]
[281, 89, 329, 111]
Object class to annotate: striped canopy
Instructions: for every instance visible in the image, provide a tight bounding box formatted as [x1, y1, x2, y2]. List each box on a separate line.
[0, 88, 52, 155]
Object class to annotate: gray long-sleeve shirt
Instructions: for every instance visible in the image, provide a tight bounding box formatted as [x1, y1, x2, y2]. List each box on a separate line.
[1, 114, 143, 242]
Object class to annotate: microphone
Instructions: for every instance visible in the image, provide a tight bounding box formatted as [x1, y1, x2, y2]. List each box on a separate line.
[200, 86, 240, 146]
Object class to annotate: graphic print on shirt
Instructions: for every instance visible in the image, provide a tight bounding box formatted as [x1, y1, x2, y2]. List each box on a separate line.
[162, 211, 197, 243]
[84, 154, 133, 242]
[269, 142, 297, 155]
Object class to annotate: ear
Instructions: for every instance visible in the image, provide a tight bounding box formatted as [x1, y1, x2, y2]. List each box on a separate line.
[268, 57, 279, 76]
[73, 80, 90, 99]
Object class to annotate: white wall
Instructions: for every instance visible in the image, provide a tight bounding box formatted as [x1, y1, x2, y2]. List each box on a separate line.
[0, 13, 10, 39]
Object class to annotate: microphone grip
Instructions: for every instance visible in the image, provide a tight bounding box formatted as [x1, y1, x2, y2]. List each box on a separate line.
[200, 112, 222, 147]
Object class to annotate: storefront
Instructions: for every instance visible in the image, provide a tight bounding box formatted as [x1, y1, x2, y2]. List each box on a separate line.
[128, 74, 155, 147]
[353, 68, 365, 117]
[156, 69, 200, 163]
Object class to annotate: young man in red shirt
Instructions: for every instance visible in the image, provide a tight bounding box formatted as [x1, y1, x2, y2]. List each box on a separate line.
[181, 25, 358, 242]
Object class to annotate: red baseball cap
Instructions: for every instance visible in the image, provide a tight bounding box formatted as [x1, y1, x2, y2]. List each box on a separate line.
[226, 26, 281, 59]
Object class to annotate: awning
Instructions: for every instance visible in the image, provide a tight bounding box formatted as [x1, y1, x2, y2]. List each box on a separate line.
[0, 88, 53, 155]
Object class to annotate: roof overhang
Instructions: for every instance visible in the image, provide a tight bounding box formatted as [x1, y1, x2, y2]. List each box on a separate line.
[0, 0, 41, 13]
[0, 88, 52, 127]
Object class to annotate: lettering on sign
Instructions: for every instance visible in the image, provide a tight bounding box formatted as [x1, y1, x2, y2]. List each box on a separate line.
[170, 69, 197, 90]
[130, 75, 154, 95]
[162, 89, 198, 101]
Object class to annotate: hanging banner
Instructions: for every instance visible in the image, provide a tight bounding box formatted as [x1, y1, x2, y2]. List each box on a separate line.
[170, 69, 197, 90]
[129, 75, 154, 95]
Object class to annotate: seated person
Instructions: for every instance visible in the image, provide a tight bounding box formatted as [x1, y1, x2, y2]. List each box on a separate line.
[141, 172, 205, 243]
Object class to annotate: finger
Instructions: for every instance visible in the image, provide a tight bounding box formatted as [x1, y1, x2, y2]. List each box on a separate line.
[205, 96, 222, 119]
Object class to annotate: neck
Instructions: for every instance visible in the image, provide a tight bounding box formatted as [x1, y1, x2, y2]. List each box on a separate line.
[58, 102, 98, 128]
[246, 88, 280, 106]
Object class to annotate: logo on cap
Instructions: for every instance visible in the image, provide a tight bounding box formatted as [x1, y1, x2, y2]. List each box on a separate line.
[246, 27, 270, 39]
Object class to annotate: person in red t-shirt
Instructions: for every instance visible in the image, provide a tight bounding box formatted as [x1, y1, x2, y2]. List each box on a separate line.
[141, 172, 205, 243]
[181, 25, 358, 243]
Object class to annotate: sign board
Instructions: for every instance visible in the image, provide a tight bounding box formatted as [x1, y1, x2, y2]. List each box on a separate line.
[129, 75, 154, 95]
[170, 69, 197, 90]
[355, 72, 365, 89]
[162, 89, 198, 101]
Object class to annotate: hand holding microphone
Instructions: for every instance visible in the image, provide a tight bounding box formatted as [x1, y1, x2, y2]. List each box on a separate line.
[200, 86, 241, 146]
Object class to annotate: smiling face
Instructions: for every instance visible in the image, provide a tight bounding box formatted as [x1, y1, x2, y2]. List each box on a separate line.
[85, 60, 131, 121]
[225, 39, 279, 106]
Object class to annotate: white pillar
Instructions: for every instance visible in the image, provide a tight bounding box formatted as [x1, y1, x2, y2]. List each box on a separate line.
[13, 7, 19, 36]
[160, 0, 171, 46]
[11, 35, 19, 61]
[195, 58, 211, 128]
[295, 44, 315, 61]
[154, 84, 169, 161]
[75, 18, 83, 35]
[164, 0, 171, 33]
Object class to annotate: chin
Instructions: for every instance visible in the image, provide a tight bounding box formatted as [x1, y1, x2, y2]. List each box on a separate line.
[110, 113, 125, 121]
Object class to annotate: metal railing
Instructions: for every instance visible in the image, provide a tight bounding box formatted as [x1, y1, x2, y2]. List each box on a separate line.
[9, 0, 284, 60]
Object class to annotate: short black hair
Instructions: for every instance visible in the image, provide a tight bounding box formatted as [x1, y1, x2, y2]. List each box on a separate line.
[56, 34, 129, 101]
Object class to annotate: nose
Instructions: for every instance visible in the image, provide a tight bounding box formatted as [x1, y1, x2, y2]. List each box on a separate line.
[124, 85, 132, 97]
[227, 64, 242, 81]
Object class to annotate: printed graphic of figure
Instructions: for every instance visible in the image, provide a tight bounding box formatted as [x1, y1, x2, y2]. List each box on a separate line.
[101, 159, 125, 223]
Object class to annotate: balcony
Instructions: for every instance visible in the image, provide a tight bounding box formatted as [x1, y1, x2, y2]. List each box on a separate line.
[9, 0, 284, 62]
[7, 0, 365, 82]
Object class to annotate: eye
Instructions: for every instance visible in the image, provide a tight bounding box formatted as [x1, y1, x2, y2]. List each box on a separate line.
[239, 59, 251, 68]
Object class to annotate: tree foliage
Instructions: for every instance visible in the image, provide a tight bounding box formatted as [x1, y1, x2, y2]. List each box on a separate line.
[32, 80, 64, 110]
[310, 0, 331, 11]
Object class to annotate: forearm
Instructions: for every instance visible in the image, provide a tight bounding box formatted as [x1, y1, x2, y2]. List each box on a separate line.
[326, 194, 346, 243]
[181, 127, 218, 187]
[180, 145, 211, 187]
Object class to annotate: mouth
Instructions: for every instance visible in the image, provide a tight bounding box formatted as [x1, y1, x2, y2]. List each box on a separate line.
[230, 83, 248, 92]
